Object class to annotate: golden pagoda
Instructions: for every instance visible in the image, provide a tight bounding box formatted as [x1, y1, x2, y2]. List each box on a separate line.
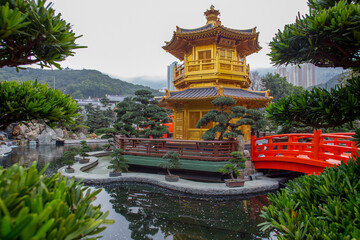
[160, 6, 272, 141]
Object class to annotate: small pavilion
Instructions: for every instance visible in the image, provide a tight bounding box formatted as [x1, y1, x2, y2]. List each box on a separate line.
[159, 6, 272, 141]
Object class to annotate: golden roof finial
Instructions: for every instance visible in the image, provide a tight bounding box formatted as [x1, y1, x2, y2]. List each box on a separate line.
[204, 5, 220, 25]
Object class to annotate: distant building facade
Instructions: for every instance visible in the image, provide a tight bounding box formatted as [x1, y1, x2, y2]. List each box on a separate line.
[276, 63, 316, 88]
[167, 61, 177, 91]
[275, 64, 344, 88]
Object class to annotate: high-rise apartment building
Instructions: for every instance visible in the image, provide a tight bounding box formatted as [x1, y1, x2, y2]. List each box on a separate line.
[167, 61, 177, 91]
[276, 63, 317, 88]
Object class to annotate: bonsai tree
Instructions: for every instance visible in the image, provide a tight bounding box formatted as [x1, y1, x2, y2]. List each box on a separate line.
[159, 151, 182, 177]
[196, 97, 263, 140]
[219, 151, 246, 181]
[102, 139, 114, 151]
[108, 148, 129, 173]
[113, 91, 172, 138]
[79, 140, 90, 162]
[62, 147, 79, 172]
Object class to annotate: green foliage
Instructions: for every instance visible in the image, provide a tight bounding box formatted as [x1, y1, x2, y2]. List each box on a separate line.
[84, 103, 114, 133]
[114, 91, 172, 138]
[269, 0, 360, 70]
[108, 148, 129, 173]
[95, 128, 117, 139]
[0, 67, 163, 98]
[79, 140, 90, 159]
[266, 75, 360, 129]
[61, 147, 78, 169]
[0, 163, 113, 239]
[196, 97, 264, 140]
[0, 0, 84, 69]
[65, 107, 89, 133]
[261, 1, 360, 238]
[158, 151, 182, 176]
[114, 96, 140, 137]
[219, 151, 246, 180]
[100, 95, 110, 107]
[261, 73, 305, 102]
[259, 157, 360, 239]
[0, 80, 78, 130]
[102, 144, 111, 151]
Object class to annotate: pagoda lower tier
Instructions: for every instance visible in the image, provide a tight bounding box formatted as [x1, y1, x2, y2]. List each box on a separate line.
[159, 86, 272, 141]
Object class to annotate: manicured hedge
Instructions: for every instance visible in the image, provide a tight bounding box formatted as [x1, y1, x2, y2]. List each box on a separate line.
[0, 163, 113, 239]
[260, 157, 360, 239]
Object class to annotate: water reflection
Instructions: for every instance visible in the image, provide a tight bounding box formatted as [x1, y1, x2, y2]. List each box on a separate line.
[2, 145, 275, 239]
[99, 183, 273, 240]
[0, 144, 103, 174]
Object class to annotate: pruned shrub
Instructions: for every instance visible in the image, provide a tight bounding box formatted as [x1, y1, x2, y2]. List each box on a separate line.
[0, 163, 113, 239]
[259, 157, 360, 239]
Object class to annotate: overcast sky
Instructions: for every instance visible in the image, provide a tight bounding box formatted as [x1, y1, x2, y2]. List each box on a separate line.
[50, 0, 309, 80]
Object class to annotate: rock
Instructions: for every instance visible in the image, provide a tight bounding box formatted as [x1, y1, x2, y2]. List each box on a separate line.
[5, 124, 14, 139]
[78, 132, 86, 139]
[0, 145, 12, 155]
[0, 134, 6, 141]
[236, 135, 245, 153]
[63, 129, 69, 139]
[243, 150, 250, 157]
[54, 128, 64, 138]
[19, 124, 29, 134]
[12, 125, 21, 136]
[90, 133, 98, 139]
[70, 133, 78, 140]
[38, 126, 57, 145]
[245, 160, 254, 169]
[26, 130, 39, 141]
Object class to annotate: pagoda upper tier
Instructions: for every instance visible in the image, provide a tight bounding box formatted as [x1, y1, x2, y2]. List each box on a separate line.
[163, 6, 262, 90]
[163, 6, 261, 61]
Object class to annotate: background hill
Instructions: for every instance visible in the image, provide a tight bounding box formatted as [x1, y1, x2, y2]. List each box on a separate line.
[307, 74, 341, 91]
[0, 67, 163, 99]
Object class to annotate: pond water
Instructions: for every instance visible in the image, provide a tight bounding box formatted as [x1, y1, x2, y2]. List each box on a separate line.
[1, 145, 276, 240]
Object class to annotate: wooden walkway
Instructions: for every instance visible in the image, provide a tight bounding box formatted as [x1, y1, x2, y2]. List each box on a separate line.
[251, 130, 359, 174]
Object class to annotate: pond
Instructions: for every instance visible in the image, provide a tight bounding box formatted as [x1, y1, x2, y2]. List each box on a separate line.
[1, 145, 276, 240]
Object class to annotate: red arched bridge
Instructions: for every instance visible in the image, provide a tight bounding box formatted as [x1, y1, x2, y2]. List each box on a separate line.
[251, 130, 359, 174]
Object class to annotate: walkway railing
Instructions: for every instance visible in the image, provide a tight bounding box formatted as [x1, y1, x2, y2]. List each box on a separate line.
[251, 130, 358, 174]
[114, 135, 237, 161]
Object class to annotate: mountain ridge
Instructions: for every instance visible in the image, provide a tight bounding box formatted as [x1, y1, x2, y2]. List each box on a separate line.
[0, 67, 163, 99]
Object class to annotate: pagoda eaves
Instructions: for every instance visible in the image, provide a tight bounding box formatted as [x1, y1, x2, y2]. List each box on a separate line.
[163, 24, 261, 61]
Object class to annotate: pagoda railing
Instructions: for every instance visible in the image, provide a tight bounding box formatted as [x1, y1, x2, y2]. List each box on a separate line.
[114, 135, 237, 161]
[174, 58, 250, 82]
[175, 63, 184, 79]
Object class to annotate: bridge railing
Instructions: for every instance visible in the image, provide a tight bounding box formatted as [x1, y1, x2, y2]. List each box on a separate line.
[251, 130, 358, 174]
[114, 135, 237, 161]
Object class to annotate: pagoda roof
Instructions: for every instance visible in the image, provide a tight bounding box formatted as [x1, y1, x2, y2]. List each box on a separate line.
[161, 87, 271, 102]
[163, 23, 261, 60]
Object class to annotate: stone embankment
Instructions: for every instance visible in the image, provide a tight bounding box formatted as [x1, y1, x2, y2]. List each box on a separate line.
[2, 122, 104, 145]
[59, 152, 279, 197]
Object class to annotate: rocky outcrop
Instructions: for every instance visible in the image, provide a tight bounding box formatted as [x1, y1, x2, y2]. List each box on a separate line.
[78, 132, 86, 139]
[38, 126, 57, 145]
[54, 128, 64, 138]
[0, 145, 11, 156]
